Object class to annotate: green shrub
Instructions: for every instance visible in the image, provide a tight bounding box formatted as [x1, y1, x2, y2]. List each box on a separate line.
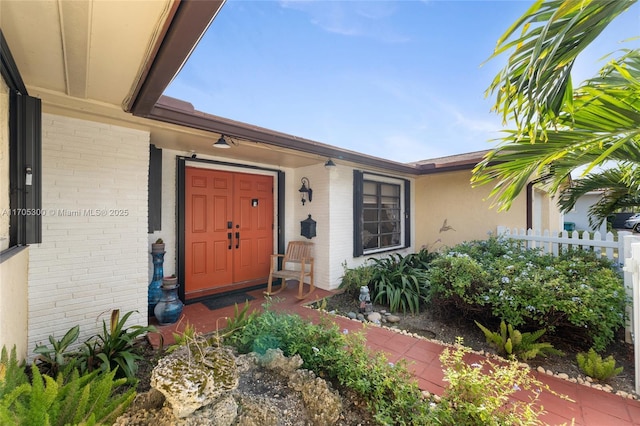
[338, 261, 375, 297]
[34, 310, 156, 381]
[576, 348, 623, 382]
[0, 346, 135, 426]
[475, 320, 563, 361]
[225, 309, 430, 424]
[427, 236, 627, 351]
[424, 339, 552, 425]
[426, 253, 490, 314]
[369, 252, 430, 314]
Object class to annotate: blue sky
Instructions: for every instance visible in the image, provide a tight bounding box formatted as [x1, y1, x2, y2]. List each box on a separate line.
[165, 0, 640, 163]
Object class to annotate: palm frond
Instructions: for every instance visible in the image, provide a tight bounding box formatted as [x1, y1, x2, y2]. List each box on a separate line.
[474, 50, 640, 210]
[487, 0, 636, 139]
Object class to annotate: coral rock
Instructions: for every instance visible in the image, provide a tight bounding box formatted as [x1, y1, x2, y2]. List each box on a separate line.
[151, 346, 238, 418]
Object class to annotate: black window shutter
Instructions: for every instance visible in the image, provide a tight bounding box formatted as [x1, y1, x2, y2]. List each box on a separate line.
[148, 144, 162, 232]
[353, 170, 363, 257]
[9, 91, 42, 245]
[404, 178, 411, 248]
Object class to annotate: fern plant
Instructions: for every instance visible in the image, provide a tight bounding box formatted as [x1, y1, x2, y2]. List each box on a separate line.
[576, 348, 623, 382]
[475, 320, 563, 361]
[0, 346, 27, 398]
[0, 345, 135, 426]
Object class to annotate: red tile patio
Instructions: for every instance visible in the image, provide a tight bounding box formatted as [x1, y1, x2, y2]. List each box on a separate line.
[147, 285, 640, 425]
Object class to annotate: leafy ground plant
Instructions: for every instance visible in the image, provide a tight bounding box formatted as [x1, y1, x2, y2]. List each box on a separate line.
[338, 261, 375, 297]
[475, 320, 563, 361]
[369, 252, 429, 314]
[33, 325, 81, 377]
[425, 338, 565, 426]
[577, 348, 623, 382]
[92, 309, 156, 381]
[225, 308, 431, 424]
[34, 310, 156, 381]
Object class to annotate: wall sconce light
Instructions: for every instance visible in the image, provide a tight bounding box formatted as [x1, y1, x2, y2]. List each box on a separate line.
[299, 177, 312, 205]
[324, 158, 336, 168]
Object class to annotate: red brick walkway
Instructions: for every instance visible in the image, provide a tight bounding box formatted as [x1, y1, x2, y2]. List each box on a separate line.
[148, 286, 640, 425]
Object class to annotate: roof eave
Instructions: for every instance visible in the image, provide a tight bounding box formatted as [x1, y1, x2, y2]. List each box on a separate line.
[126, 0, 225, 116]
[148, 97, 419, 174]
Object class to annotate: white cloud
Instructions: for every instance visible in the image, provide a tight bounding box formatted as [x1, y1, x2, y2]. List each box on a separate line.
[278, 0, 409, 43]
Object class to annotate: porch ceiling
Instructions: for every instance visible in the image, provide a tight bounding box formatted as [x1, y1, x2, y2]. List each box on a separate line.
[0, 0, 177, 107]
[0, 0, 478, 173]
[0, 0, 337, 169]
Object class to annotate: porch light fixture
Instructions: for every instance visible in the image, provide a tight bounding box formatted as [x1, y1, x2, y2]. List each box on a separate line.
[299, 177, 312, 205]
[324, 158, 336, 168]
[213, 135, 231, 149]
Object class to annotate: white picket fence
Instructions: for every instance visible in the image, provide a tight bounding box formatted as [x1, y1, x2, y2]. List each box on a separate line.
[497, 227, 640, 393]
[496, 226, 625, 263]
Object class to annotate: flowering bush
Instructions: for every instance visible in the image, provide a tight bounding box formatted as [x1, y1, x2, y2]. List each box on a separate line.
[428, 236, 627, 351]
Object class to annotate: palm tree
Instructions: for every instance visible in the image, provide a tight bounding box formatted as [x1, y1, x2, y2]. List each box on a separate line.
[472, 0, 639, 213]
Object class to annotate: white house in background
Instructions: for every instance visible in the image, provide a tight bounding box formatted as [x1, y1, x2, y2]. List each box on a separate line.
[563, 191, 608, 234]
[0, 1, 561, 361]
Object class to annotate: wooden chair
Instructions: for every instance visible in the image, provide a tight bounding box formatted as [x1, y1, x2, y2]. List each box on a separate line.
[264, 241, 315, 300]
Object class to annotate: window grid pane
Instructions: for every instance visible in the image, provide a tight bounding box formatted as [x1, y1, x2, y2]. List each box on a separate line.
[361, 180, 401, 251]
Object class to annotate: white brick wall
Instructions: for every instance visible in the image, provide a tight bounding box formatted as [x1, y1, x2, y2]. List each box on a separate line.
[27, 114, 150, 355]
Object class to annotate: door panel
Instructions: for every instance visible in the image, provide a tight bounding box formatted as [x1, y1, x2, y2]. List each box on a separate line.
[233, 173, 273, 283]
[185, 167, 273, 296]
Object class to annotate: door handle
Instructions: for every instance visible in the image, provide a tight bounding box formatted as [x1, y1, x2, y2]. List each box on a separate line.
[235, 232, 240, 249]
[227, 232, 232, 250]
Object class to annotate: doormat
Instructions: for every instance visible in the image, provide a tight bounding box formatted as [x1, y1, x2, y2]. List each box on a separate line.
[200, 292, 256, 311]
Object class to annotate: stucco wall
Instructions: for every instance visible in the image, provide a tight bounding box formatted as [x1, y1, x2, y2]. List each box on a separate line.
[27, 114, 150, 356]
[0, 249, 29, 360]
[414, 169, 528, 250]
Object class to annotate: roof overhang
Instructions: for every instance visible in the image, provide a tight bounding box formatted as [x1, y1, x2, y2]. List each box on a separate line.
[1, 0, 486, 175]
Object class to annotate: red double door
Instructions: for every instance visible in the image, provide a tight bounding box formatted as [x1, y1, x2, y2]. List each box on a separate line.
[185, 167, 274, 298]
